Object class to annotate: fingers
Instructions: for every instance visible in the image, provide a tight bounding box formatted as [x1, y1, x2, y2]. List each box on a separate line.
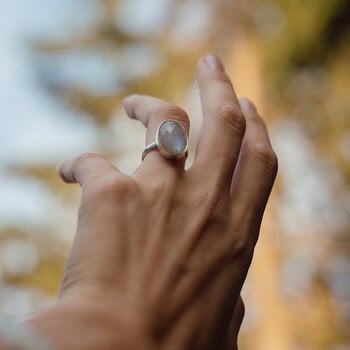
[231, 99, 278, 230]
[57, 153, 120, 187]
[123, 94, 190, 176]
[190, 55, 245, 189]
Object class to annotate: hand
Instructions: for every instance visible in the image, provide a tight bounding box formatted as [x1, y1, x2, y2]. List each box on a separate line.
[24, 55, 277, 350]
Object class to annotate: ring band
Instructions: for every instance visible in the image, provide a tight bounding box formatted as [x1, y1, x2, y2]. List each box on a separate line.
[142, 120, 188, 161]
[142, 142, 158, 160]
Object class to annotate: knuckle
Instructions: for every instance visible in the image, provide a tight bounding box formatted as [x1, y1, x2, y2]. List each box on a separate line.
[108, 175, 138, 196]
[90, 174, 138, 199]
[217, 104, 246, 137]
[249, 143, 278, 176]
[148, 180, 168, 197]
[147, 176, 178, 204]
[157, 105, 190, 130]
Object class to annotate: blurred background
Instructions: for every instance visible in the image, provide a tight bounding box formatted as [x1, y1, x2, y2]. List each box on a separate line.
[0, 0, 349, 348]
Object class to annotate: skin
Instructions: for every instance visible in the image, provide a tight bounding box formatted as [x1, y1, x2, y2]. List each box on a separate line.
[5, 55, 277, 350]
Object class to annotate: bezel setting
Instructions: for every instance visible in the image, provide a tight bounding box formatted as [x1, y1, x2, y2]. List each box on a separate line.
[155, 120, 188, 160]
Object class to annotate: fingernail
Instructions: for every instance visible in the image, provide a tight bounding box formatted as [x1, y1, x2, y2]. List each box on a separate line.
[239, 98, 257, 113]
[203, 54, 225, 71]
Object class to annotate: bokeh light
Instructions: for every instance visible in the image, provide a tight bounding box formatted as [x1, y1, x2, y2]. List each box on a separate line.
[0, 0, 349, 348]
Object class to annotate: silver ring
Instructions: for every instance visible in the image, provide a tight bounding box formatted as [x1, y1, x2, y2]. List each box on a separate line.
[142, 120, 188, 161]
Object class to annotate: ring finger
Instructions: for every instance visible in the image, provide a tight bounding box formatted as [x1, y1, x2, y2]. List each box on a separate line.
[123, 94, 190, 178]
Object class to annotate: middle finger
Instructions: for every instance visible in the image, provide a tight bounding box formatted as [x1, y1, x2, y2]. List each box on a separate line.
[190, 55, 246, 190]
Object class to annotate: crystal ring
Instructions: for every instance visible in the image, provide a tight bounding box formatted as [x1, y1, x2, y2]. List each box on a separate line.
[142, 120, 188, 161]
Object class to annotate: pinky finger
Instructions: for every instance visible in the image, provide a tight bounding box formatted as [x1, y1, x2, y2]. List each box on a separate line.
[57, 153, 120, 187]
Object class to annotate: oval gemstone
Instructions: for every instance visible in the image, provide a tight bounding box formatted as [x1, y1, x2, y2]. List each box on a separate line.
[158, 121, 187, 157]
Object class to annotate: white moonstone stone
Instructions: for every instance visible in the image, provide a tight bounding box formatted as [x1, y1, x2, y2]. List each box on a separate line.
[158, 121, 187, 156]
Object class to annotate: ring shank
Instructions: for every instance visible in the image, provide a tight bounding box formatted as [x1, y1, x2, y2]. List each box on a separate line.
[142, 142, 158, 161]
